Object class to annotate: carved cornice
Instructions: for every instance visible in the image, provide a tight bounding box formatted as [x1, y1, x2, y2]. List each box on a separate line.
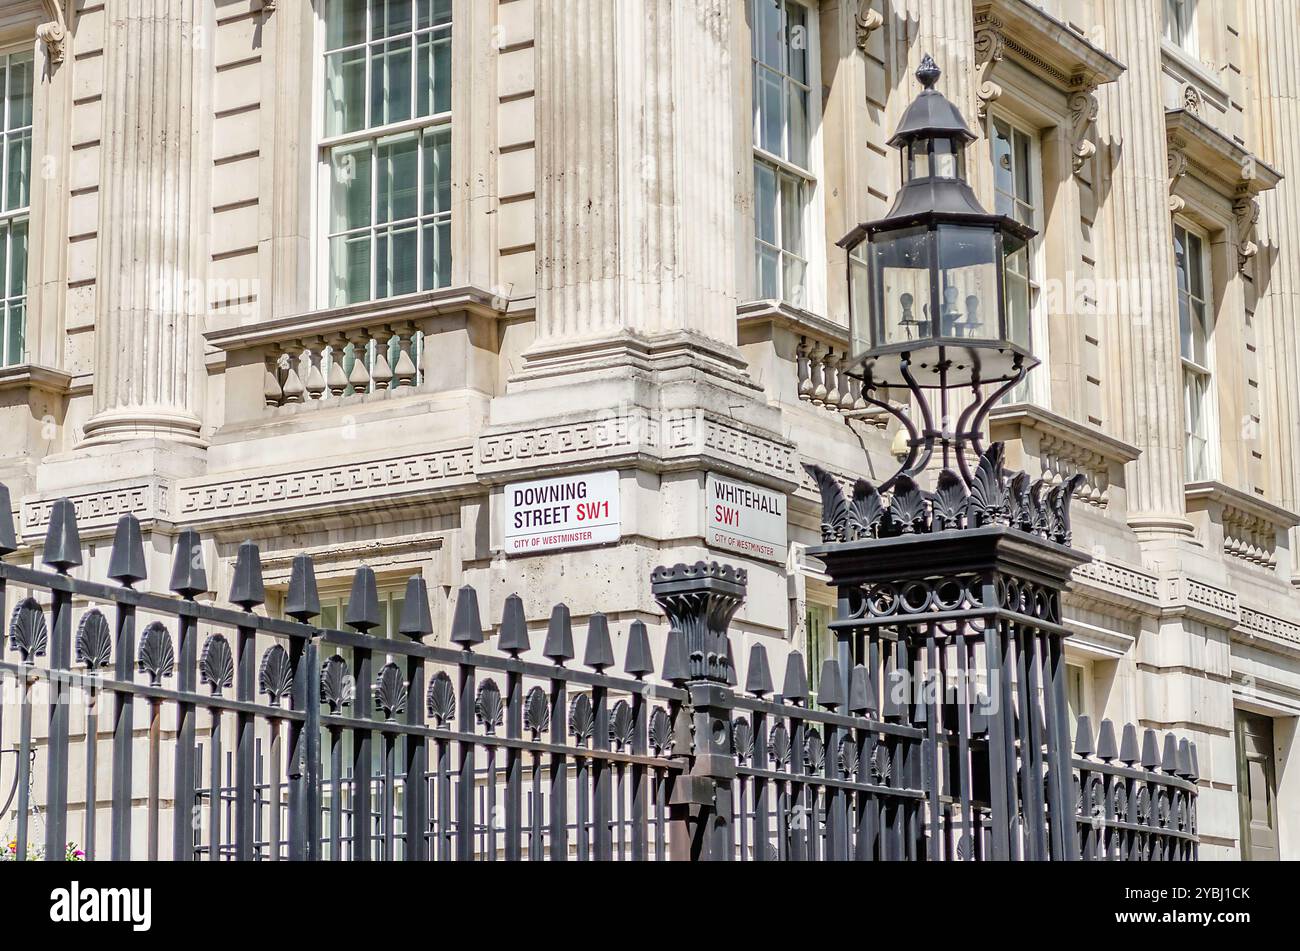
[854, 0, 882, 53]
[1165, 110, 1282, 269]
[37, 0, 66, 66]
[972, 2, 1123, 176]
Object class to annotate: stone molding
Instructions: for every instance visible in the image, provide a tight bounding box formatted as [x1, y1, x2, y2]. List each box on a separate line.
[23, 483, 171, 537]
[476, 410, 800, 489]
[178, 447, 477, 519]
[990, 403, 1140, 512]
[1165, 110, 1282, 269]
[973, 0, 1124, 175]
[1186, 480, 1300, 571]
[1238, 607, 1300, 651]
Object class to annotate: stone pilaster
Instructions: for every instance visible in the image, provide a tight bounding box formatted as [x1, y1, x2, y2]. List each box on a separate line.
[1094, 0, 1193, 538]
[531, 0, 738, 368]
[82, 0, 209, 447]
[1246, 0, 1300, 584]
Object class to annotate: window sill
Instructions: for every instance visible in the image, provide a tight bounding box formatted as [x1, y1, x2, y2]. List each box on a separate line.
[0, 363, 72, 397]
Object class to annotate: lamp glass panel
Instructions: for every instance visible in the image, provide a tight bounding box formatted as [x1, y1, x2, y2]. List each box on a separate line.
[870, 226, 932, 347]
[936, 225, 998, 340]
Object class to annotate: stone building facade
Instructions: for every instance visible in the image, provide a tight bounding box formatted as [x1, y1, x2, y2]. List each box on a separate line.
[0, 0, 1298, 859]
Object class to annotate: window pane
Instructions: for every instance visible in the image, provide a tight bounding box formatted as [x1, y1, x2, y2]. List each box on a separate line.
[4, 301, 24, 366]
[1190, 298, 1209, 366]
[754, 65, 783, 155]
[327, 0, 367, 50]
[422, 126, 452, 216]
[418, 0, 453, 28]
[787, 85, 809, 169]
[4, 129, 30, 213]
[330, 233, 372, 306]
[7, 216, 26, 299]
[1187, 232, 1205, 297]
[324, 47, 367, 136]
[417, 32, 453, 117]
[376, 222, 419, 297]
[756, 244, 780, 299]
[371, 39, 414, 126]
[779, 172, 803, 254]
[753, 0, 783, 69]
[6, 54, 33, 129]
[782, 253, 806, 308]
[422, 218, 452, 289]
[372, 0, 414, 40]
[753, 161, 777, 245]
[377, 133, 419, 223]
[786, 2, 808, 85]
[1014, 130, 1032, 202]
[1178, 292, 1193, 360]
[330, 143, 373, 233]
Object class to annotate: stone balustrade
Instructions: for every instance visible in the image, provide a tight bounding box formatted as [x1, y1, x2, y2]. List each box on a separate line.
[262, 324, 424, 408]
[1186, 481, 1300, 574]
[204, 286, 509, 426]
[991, 403, 1141, 516]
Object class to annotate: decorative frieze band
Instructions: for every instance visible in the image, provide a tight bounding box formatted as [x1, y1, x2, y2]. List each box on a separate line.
[24, 484, 170, 535]
[179, 447, 477, 518]
[477, 411, 799, 485]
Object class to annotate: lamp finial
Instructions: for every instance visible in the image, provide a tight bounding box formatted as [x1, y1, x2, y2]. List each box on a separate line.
[917, 53, 941, 90]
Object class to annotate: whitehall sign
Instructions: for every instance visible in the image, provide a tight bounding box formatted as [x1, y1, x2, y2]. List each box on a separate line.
[704, 473, 788, 564]
[502, 471, 621, 555]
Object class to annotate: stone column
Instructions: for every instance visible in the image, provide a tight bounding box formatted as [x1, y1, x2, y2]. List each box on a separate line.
[1094, 0, 1192, 538]
[532, 0, 738, 362]
[1246, 0, 1300, 584]
[82, 0, 209, 447]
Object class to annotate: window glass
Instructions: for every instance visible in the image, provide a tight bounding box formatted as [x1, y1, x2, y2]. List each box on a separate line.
[990, 115, 1045, 402]
[324, 0, 452, 307]
[1165, 0, 1198, 54]
[1174, 224, 1213, 480]
[751, 0, 815, 307]
[0, 52, 32, 367]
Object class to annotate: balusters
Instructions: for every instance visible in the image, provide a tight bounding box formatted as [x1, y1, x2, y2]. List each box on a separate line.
[261, 325, 426, 409]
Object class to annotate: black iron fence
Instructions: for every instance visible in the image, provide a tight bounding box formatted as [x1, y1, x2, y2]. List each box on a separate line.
[0, 487, 1198, 861]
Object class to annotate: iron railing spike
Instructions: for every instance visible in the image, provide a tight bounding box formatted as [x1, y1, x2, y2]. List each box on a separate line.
[623, 620, 655, 679]
[107, 513, 147, 586]
[745, 643, 774, 697]
[543, 603, 575, 664]
[496, 593, 530, 655]
[229, 540, 265, 610]
[448, 583, 484, 647]
[0, 483, 17, 555]
[344, 565, 380, 632]
[285, 554, 321, 622]
[42, 497, 83, 573]
[169, 529, 208, 599]
[583, 613, 615, 671]
[1073, 714, 1095, 757]
[397, 575, 433, 639]
[781, 651, 809, 705]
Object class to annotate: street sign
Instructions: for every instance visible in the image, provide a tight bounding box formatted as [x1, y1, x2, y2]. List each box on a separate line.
[502, 470, 621, 555]
[704, 473, 788, 564]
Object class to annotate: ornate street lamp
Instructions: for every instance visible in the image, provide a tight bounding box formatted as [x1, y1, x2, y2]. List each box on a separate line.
[838, 54, 1037, 487]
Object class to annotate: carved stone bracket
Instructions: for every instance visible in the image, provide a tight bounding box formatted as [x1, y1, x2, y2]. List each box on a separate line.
[1233, 191, 1260, 272]
[974, 23, 1006, 121]
[38, 0, 67, 66]
[1181, 83, 1204, 117]
[1167, 137, 1190, 214]
[1069, 85, 1100, 177]
[855, 0, 883, 52]
[261, 0, 278, 14]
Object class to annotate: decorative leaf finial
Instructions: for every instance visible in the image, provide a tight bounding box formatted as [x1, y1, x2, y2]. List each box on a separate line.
[137, 622, 175, 686]
[75, 609, 112, 671]
[320, 654, 355, 714]
[258, 644, 294, 705]
[373, 663, 408, 721]
[199, 634, 234, 696]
